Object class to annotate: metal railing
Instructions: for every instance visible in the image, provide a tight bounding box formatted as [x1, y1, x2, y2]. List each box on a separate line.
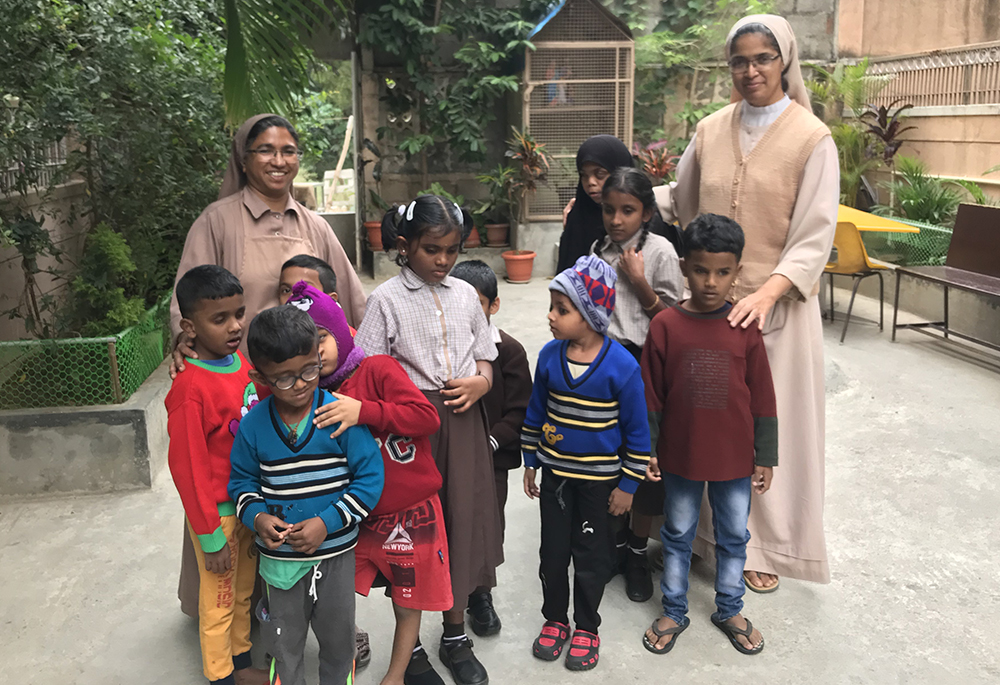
[867, 41, 1000, 107]
[0, 139, 68, 193]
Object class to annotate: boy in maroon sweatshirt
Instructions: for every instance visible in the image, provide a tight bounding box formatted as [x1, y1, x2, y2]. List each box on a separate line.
[287, 281, 453, 685]
[165, 265, 267, 685]
[450, 260, 532, 637]
[640, 214, 777, 658]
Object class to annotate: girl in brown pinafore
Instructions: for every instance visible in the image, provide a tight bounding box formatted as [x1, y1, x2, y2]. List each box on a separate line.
[355, 194, 503, 685]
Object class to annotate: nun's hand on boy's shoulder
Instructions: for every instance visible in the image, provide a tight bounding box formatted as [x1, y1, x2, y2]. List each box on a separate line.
[618, 247, 645, 284]
[608, 487, 633, 516]
[314, 393, 361, 438]
[168, 332, 198, 379]
[441, 375, 489, 414]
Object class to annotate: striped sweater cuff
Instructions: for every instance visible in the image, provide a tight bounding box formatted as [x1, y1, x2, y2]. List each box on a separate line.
[235, 491, 267, 528]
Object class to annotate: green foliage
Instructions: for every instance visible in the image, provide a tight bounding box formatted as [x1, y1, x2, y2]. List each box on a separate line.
[357, 1, 532, 164]
[632, 0, 773, 147]
[0, 0, 230, 338]
[506, 127, 551, 223]
[803, 58, 892, 123]
[68, 224, 146, 336]
[474, 164, 516, 224]
[874, 156, 963, 226]
[418, 182, 466, 208]
[221, 0, 339, 127]
[293, 62, 354, 180]
[831, 122, 881, 207]
[859, 98, 916, 165]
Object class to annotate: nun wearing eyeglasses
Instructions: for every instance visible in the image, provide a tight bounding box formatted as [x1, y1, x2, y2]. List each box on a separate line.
[168, 113, 366, 376]
[652, 15, 838, 604]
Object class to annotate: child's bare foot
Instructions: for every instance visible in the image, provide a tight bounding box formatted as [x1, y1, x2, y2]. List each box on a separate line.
[641, 615, 689, 654]
[712, 613, 764, 655]
[743, 570, 779, 592]
[234, 666, 270, 685]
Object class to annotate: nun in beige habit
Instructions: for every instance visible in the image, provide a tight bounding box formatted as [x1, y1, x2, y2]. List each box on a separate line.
[655, 15, 838, 590]
[171, 114, 367, 618]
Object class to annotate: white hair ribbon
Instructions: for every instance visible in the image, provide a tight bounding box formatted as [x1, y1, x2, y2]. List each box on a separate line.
[405, 200, 416, 221]
[453, 202, 463, 223]
[397, 204, 406, 216]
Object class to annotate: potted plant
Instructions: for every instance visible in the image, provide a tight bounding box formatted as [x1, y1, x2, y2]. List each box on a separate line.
[499, 127, 551, 282]
[359, 138, 388, 251]
[475, 164, 515, 246]
[633, 140, 681, 184]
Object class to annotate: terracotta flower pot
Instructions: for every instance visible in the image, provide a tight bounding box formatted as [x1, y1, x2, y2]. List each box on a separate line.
[464, 227, 482, 248]
[364, 221, 383, 251]
[485, 223, 510, 247]
[502, 250, 536, 284]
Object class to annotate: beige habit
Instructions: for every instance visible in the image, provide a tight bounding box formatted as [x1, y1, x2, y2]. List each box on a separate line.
[654, 15, 838, 583]
[171, 115, 367, 616]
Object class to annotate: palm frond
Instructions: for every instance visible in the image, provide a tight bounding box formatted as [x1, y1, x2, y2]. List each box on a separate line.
[222, 0, 341, 128]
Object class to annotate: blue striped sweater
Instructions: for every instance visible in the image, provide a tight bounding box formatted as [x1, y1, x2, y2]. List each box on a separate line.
[228, 388, 384, 561]
[521, 337, 651, 493]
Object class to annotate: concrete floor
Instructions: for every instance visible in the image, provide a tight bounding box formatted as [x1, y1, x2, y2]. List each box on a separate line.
[2, 278, 999, 684]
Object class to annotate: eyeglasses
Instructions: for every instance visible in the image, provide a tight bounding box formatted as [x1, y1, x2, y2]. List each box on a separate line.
[247, 146, 303, 161]
[728, 54, 781, 73]
[261, 362, 322, 391]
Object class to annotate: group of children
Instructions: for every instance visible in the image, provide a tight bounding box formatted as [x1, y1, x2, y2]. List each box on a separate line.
[167, 176, 778, 685]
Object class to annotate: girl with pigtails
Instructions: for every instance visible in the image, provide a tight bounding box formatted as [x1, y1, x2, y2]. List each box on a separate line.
[591, 167, 683, 603]
[354, 194, 503, 685]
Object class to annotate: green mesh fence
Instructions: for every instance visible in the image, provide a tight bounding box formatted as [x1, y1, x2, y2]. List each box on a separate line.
[0, 296, 170, 410]
[860, 217, 953, 267]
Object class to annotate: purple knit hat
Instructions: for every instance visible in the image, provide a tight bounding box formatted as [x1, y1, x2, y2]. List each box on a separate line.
[287, 281, 365, 387]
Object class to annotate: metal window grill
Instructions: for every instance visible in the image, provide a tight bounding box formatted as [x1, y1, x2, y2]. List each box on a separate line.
[1, 139, 68, 193]
[0, 295, 170, 410]
[523, 0, 634, 221]
[867, 41, 1000, 107]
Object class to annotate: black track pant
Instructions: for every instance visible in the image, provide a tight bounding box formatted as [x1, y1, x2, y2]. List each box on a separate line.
[538, 469, 616, 634]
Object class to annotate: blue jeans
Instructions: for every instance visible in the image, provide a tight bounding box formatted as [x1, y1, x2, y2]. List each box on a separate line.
[659, 473, 751, 623]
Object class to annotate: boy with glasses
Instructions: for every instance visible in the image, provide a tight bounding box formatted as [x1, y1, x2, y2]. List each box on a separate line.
[229, 305, 384, 685]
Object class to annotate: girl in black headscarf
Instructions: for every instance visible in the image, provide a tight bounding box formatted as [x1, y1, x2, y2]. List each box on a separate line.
[557, 135, 683, 272]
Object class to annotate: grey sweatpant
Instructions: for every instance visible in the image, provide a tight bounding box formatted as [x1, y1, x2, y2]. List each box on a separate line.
[258, 551, 356, 685]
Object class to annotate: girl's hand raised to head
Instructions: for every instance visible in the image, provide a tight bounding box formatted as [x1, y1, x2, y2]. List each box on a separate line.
[314, 392, 362, 438]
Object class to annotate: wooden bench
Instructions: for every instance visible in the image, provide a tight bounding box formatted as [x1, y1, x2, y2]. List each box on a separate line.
[892, 203, 1000, 352]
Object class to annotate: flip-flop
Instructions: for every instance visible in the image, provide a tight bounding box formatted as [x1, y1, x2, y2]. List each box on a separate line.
[641, 616, 690, 655]
[743, 571, 780, 593]
[711, 615, 764, 655]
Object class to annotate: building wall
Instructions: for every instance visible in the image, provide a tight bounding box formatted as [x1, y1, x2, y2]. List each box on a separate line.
[896, 110, 1000, 189]
[839, 0, 1000, 57]
[0, 181, 88, 341]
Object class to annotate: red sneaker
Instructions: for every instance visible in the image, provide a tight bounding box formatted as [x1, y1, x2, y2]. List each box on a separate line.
[531, 621, 570, 661]
[564, 630, 600, 671]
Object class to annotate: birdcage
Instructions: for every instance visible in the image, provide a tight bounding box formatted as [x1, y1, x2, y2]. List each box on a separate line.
[522, 0, 634, 221]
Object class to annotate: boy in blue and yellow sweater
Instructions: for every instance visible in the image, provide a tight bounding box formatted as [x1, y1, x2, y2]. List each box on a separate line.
[522, 255, 651, 672]
[228, 305, 383, 685]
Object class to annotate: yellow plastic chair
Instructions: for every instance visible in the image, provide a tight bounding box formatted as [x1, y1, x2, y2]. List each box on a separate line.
[825, 221, 894, 343]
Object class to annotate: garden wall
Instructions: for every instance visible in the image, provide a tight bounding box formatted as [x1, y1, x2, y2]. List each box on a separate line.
[838, 0, 1000, 58]
[0, 180, 88, 341]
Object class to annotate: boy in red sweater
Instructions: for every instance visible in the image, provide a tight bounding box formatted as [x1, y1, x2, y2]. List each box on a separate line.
[640, 214, 776, 657]
[288, 281, 454, 685]
[165, 265, 267, 685]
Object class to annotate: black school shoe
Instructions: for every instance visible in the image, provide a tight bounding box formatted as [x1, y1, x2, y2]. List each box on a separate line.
[405, 647, 445, 685]
[625, 549, 654, 602]
[439, 636, 489, 685]
[467, 591, 502, 636]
